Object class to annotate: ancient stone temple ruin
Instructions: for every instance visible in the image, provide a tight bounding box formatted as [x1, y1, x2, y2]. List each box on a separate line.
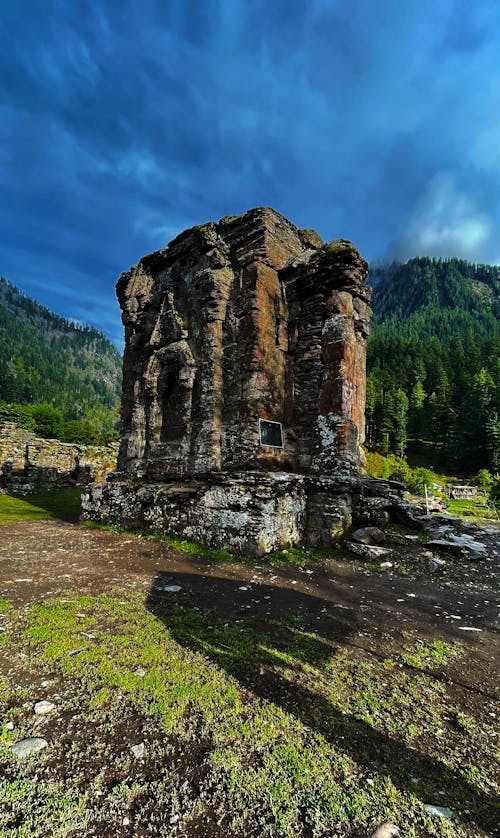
[84, 208, 402, 555]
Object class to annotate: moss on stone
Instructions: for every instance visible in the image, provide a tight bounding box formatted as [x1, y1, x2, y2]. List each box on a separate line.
[192, 222, 218, 246]
[324, 239, 358, 255]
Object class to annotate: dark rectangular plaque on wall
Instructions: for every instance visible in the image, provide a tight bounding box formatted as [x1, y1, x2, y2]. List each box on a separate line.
[259, 419, 283, 448]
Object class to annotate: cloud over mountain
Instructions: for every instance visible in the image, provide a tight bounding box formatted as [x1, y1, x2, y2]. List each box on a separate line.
[1, 0, 499, 342]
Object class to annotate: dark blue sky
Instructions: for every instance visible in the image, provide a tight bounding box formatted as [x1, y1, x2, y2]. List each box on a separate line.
[1, 0, 499, 345]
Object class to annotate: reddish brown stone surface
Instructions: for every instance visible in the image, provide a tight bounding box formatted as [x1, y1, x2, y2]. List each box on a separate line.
[115, 207, 370, 479]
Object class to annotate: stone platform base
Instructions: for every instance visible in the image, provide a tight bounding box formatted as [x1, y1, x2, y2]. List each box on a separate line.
[82, 472, 410, 558]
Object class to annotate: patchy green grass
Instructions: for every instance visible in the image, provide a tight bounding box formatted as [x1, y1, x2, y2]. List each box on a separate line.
[0, 593, 497, 837]
[84, 521, 339, 568]
[83, 520, 239, 562]
[454, 712, 477, 734]
[0, 779, 88, 838]
[159, 533, 236, 561]
[399, 639, 461, 671]
[0, 488, 83, 524]
[446, 497, 496, 521]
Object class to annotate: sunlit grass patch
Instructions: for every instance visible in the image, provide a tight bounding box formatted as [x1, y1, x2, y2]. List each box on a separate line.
[399, 639, 461, 671]
[0, 488, 82, 524]
[0, 778, 88, 838]
[446, 497, 496, 521]
[0, 592, 497, 836]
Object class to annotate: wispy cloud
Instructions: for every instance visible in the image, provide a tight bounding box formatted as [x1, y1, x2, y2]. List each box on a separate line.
[0, 0, 500, 342]
[393, 173, 497, 262]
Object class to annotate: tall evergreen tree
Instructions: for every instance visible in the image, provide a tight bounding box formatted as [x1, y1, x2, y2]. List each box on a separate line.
[367, 257, 499, 472]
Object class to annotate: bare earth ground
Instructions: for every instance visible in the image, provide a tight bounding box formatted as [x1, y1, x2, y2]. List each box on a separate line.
[1, 518, 499, 649]
[0, 516, 499, 837]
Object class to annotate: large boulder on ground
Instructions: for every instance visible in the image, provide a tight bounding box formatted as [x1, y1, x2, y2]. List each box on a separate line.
[351, 526, 386, 545]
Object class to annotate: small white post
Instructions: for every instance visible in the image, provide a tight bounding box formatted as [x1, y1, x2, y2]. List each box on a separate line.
[424, 484, 430, 515]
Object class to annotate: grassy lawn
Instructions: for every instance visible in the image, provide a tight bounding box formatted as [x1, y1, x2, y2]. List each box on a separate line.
[0, 488, 83, 524]
[445, 497, 497, 522]
[0, 592, 497, 837]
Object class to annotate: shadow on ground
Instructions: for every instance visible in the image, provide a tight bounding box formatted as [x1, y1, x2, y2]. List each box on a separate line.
[146, 569, 499, 835]
[1, 486, 83, 523]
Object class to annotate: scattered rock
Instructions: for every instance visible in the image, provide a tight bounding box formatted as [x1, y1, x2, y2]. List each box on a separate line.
[370, 823, 400, 838]
[424, 804, 454, 818]
[11, 737, 48, 758]
[5, 720, 14, 731]
[426, 540, 464, 556]
[34, 700, 55, 715]
[346, 542, 391, 560]
[169, 814, 179, 824]
[133, 667, 146, 677]
[131, 742, 145, 759]
[429, 561, 446, 573]
[388, 501, 425, 529]
[448, 534, 487, 552]
[351, 527, 386, 545]
[161, 585, 182, 593]
[379, 561, 393, 569]
[468, 552, 485, 562]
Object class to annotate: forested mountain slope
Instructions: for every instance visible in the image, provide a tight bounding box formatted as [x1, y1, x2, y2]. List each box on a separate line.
[0, 276, 122, 439]
[367, 257, 499, 473]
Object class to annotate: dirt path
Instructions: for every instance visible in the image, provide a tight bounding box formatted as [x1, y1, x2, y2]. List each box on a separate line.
[1, 519, 498, 697]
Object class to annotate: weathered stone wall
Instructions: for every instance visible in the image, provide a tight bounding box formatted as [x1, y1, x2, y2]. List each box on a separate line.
[83, 474, 406, 558]
[116, 208, 370, 480]
[0, 423, 117, 488]
[84, 208, 377, 556]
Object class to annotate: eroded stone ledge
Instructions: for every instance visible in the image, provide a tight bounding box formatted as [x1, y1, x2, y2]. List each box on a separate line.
[82, 473, 407, 558]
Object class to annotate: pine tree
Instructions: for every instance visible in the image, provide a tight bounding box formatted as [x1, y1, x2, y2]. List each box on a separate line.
[486, 411, 500, 473]
[367, 256, 499, 472]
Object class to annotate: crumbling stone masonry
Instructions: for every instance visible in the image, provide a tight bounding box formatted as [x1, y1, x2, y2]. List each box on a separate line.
[0, 423, 117, 488]
[84, 208, 404, 555]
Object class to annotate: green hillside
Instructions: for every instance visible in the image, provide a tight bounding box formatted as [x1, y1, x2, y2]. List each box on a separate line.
[0, 276, 122, 442]
[367, 257, 500, 473]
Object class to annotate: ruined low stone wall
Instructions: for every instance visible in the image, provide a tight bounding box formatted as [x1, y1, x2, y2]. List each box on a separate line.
[82, 473, 407, 557]
[0, 423, 117, 489]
